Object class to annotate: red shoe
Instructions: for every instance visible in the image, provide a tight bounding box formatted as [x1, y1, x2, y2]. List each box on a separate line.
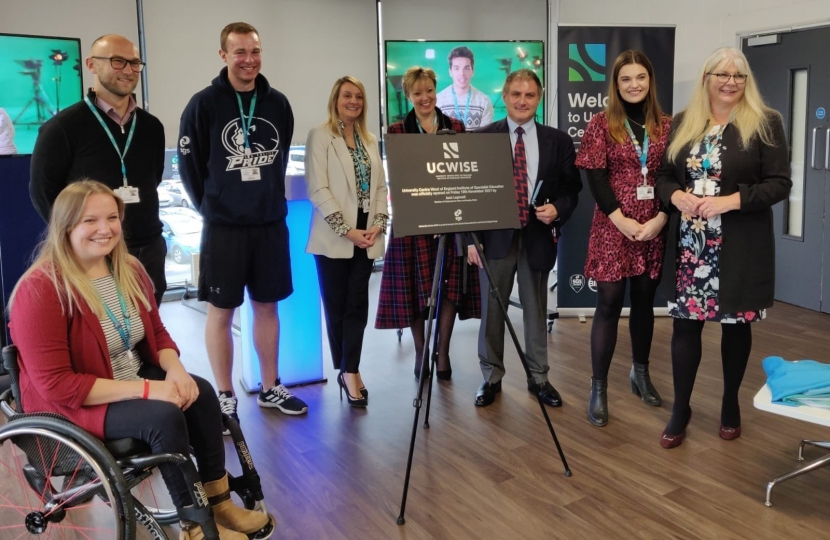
[719, 425, 741, 440]
[660, 410, 692, 449]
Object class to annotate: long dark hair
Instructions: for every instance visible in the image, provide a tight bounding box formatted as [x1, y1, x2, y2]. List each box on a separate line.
[606, 50, 663, 144]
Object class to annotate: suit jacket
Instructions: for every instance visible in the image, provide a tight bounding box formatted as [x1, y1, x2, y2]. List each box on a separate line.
[655, 111, 791, 312]
[304, 124, 388, 259]
[9, 265, 178, 439]
[474, 119, 582, 272]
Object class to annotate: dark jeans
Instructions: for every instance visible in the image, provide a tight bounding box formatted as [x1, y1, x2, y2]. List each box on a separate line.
[103, 364, 225, 507]
[129, 235, 167, 306]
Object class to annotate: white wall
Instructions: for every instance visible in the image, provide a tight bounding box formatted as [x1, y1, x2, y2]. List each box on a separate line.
[0, 0, 143, 103]
[142, 0, 379, 147]
[557, 0, 830, 112]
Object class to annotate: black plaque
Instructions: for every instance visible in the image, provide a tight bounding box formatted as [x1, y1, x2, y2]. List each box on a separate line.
[385, 133, 519, 237]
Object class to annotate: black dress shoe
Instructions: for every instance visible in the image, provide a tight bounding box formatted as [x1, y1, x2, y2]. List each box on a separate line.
[474, 380, 502, 407]
[528, 381, 562, 407]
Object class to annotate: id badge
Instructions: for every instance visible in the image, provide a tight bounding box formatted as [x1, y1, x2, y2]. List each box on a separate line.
[693, 179, 705, 196]
[241, 167, 261, 181]
[636, 185, 654, 200]
[704, 179, 717, 196]
[115, 186, 140, 203]
[362, 199, 370, 213]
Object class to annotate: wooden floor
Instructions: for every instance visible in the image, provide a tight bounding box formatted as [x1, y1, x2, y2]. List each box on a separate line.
[5, 270, 830, 539]
[151, 273, 830, 540]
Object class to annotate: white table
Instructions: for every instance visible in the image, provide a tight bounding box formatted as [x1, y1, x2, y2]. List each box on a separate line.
[753, 384, 830, 506]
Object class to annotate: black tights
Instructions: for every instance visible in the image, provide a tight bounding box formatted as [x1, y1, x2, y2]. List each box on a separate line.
[411, 299, 457, 373]
[665, 318, 752, 434]
[590, 274, 660, 380]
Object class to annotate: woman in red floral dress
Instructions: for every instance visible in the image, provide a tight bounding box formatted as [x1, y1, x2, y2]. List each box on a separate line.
[575, 50, 672, 427]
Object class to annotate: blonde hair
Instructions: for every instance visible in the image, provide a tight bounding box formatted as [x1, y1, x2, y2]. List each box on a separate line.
[401, 66, 437, 97]
[8, 180, 152, 317]
[667, 47, 778, 161]
[326, 76, 371, 143]
[605, 50, 663, 145]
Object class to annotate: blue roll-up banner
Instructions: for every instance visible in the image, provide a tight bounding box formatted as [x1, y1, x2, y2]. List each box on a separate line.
[556, 25, 676, 315]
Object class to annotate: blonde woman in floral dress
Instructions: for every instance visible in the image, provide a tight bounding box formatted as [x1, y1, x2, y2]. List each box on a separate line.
[655, 47, 791, 449]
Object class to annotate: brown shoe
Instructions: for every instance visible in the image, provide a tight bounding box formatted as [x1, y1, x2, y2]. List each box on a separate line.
[203, 473, 275, 539]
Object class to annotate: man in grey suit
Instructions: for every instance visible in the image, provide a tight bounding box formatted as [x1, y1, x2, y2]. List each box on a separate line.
[468, 69, 582, 407]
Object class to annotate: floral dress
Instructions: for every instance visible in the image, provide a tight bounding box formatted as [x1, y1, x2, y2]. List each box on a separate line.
[667, 124, 765, 323]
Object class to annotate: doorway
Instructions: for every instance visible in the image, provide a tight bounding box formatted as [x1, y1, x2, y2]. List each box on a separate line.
[743, 26, 830, 313]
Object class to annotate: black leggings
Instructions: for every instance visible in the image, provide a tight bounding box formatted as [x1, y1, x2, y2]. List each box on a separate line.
[104, 364, 225, 508]
[590, 274, 660, 380]
[665, 318, 752, 433]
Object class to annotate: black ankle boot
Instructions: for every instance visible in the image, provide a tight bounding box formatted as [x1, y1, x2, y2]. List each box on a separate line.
[630, 363, 662, 406]
[588, 378, 608, 427]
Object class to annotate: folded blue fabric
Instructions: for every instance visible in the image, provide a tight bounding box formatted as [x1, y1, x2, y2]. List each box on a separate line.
[763, 356, 830, 403]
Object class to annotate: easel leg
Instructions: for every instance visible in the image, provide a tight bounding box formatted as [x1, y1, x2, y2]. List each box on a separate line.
[397, 234, 448, 524]
[470, 232, 572, 476]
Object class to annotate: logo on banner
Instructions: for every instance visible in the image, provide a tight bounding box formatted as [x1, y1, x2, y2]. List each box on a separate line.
[588, 278, 597, 292]
[569, 274, 585, 293]
[568, 44, 606, 82]
[454, 209, 462, 221]
[443, 142, 459, 159]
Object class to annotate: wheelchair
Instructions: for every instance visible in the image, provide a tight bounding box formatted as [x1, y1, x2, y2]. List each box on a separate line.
[0, 345, 274, 539]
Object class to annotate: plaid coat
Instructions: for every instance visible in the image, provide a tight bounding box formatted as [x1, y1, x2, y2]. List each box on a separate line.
[375, 110, 481, 329]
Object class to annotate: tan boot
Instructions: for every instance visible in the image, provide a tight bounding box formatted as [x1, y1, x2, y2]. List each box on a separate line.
[203, 473, 274, 538]
[179, 520, 247, 540]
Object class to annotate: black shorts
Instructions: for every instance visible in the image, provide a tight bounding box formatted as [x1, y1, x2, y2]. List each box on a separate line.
[198, 221, 293, 308]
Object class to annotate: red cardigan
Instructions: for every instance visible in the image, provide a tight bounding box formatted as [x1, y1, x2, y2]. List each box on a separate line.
[9, 266, 179, 438]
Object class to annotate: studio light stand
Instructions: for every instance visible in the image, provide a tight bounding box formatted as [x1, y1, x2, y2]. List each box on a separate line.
[13, 59, 56, 126]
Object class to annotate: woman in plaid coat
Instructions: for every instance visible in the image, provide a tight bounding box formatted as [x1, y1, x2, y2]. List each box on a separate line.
[375, 66, 481, 381]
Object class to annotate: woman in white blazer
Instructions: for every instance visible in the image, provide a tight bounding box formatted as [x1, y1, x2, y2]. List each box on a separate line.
[305, 76, 389, 407]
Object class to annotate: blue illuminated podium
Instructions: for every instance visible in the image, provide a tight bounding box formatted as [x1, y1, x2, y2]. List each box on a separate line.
[238, 175, 325, 390]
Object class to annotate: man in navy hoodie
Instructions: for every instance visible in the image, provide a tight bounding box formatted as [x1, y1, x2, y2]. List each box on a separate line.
[179, 22, 307, 427]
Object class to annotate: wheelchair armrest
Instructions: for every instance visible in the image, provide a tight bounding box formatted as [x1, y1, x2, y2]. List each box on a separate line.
[118, 451, 189, 471]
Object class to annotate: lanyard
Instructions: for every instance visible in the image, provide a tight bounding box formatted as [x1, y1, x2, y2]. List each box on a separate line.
[339, 120, 370, 192]
[100, 267, 133, 359]
[416, 113, 437, 134]
[235, 91, 257, 149]
[701, 124, 727, 180]
[451, 87, 471, 125]
[624, 119, 649, 185]
[84, 97, 137, 187]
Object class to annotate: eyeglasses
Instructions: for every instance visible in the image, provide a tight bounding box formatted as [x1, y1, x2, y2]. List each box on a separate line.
[708, 72, 747, 85]
[91, 56, 146, 72]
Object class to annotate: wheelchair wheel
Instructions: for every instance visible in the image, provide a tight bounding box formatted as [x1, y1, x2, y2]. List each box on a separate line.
[0, 415, 136, 539]
[131, 467, 179, 525]
[134, 498, 174, 539]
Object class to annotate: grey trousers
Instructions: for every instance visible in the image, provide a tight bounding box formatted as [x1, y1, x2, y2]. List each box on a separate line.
[477, 231, 550, 385]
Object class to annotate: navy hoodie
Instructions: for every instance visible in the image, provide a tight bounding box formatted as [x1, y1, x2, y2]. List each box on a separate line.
[178, 67, 294, 226]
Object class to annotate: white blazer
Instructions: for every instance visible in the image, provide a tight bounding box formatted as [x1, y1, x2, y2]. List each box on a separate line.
[304, 124, 388, 259]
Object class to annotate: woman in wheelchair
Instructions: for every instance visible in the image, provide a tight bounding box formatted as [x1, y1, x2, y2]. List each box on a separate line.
[7, 180, 274, 539]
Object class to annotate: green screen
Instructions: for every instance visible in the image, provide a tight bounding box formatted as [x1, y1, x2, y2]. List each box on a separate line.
[385, 40, 545, 126]
[0, 34, 83, 154]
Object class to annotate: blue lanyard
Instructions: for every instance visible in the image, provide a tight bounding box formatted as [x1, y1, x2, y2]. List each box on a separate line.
[235, 91, 257, 149]
[451, 87, 471, 125]
[100, 266, 133, 357]
[84, 97, 137, 187]
[416, 113, 437, 134]
[625, 118, 648, 172]
[702, 124, 726, 170]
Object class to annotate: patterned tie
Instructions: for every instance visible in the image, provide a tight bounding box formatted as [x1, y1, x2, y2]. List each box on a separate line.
[513, 126, 530, 227]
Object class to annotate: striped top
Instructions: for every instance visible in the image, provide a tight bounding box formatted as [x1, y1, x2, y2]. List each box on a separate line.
[92, 275, 146, 381]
